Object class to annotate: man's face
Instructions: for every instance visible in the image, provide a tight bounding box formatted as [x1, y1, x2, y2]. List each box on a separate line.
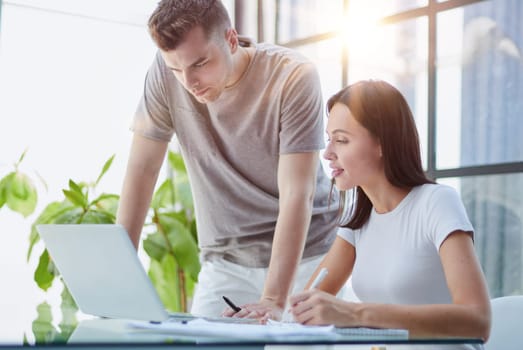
[160, 25, 234, 103]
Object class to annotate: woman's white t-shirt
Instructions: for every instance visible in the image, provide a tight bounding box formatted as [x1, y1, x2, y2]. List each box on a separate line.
[338, 183, 474, 305]
[338, 184, 480, 349]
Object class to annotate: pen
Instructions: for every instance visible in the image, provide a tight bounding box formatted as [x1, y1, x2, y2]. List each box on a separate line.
[309, 267, 328, 290]
[222, 295, 241, 312]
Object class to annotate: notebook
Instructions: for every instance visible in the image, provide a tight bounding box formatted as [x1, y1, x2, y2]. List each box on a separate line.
[36, 224, 171, 322]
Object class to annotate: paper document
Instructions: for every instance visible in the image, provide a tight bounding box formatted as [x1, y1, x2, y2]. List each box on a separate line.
[128, 318, 335, 340]
[128, 318, 408, 341]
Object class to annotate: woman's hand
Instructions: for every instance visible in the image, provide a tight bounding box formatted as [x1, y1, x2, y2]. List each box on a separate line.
[289, 289, 356, 326]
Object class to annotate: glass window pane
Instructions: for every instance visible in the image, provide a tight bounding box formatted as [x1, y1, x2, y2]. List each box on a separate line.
[348, 0, 428, 19]
[296, 39, 343, 173]
[439, 174, 523, 298]
[297, 39, 343, 106]
[436, 1, 523, 169]
[277, 0, 343, 43]
[347, 17, 429, 169]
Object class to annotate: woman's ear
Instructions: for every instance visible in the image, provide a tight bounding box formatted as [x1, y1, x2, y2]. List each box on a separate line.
[225, 28, 239, 53]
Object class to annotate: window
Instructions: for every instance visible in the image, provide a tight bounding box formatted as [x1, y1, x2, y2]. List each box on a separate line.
[270, 0, 523, 298]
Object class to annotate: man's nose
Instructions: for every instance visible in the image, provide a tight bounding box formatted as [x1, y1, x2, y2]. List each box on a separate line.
[183, 71, 199, 89]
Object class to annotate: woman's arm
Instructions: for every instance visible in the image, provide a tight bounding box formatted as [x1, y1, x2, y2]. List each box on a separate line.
[305, 236, 356, 294]
[290, 231, 491, 341]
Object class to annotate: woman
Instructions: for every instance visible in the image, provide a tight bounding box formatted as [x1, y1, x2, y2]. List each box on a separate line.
[289, 80, 491, 343]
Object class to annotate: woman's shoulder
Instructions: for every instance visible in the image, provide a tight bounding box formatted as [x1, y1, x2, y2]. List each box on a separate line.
[414, 183, 460, 201]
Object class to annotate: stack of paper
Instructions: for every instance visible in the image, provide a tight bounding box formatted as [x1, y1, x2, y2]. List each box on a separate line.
[128, 318, 335, 340]
[128, 318, 408, 341]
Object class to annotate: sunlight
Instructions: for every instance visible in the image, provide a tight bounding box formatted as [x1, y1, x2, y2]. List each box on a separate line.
[339, 2, 382, 54]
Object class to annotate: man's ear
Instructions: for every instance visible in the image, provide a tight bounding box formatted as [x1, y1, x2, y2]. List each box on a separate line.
[225, 28, 239, 53]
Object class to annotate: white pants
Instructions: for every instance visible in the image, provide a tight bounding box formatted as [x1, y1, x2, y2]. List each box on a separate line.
[190, 255, 328, 318]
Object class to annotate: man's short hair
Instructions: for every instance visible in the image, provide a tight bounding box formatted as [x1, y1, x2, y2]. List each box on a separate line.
[148, 0, 232, 51]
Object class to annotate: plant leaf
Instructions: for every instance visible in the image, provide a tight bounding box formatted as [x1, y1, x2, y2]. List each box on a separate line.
[6, 172, 38, 217]
[0, 173, 11, 209]
[95, 155, 115, 186]
[68, 179, 81, 193]
[148, 256, 180, 311]
[80, 210, 115, 224]
[58, 283, 78, 338]
[151, 179, 174, 210]
[54, 208, 84, 224]
[16, 148, 28, 166]
[89, 193, 119, 208]
[32, 302, 58, 344]
[167, 151, 186, 173]
[159, 214, 200, 280]
[62, 189, 86, 208]
[143, 231, 169, 261]
[27, 201, 74, 261]
[174, 175, 193, 212]
[34, 250, 56, 291]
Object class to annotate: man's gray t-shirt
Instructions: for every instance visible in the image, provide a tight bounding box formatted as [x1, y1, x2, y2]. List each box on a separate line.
[132, 43, 339, 267]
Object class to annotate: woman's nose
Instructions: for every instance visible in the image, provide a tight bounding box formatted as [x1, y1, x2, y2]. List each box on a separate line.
[323, 142, 334, 160]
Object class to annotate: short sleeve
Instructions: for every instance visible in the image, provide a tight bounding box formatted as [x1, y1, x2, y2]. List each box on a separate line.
[131, 52, 174, 142]
[337, 227, 356, 246]
[425, 185, 474, 250]
[279, 62, 325, 154]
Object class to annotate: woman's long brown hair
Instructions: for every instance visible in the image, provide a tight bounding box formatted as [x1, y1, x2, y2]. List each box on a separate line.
[327, 80, 434, 229]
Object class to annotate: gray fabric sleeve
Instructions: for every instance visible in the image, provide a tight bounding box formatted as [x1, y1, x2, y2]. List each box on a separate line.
[131, 52, 174, 142]
[279, 62, 325, 154]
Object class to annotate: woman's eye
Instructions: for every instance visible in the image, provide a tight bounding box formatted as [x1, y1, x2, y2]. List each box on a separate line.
[195, 61, 208, 68]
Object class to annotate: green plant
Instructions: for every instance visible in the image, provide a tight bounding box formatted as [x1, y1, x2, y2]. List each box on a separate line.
[0, 150, 38, 217]
[144, 150, 200, 312]
[28, 289, 79, 344]
[27, 151, 200, 314]
[27, 155, 119, 292]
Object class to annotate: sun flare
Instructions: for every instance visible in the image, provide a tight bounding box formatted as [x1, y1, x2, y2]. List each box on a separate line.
[339, 3, 382, 54]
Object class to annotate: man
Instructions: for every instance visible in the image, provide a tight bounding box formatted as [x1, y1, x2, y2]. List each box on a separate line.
[117, 0, 338, 320]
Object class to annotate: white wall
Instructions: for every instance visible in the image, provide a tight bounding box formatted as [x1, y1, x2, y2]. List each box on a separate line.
[0, 1, 157, 341]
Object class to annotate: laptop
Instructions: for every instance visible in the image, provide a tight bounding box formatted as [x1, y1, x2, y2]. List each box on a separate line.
[37, 224, 172, 322]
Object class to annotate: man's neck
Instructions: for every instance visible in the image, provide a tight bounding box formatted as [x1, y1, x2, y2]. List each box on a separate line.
[226, 46, 252, 88]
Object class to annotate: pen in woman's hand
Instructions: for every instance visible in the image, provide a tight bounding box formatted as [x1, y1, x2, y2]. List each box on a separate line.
[309, 267, 328, 290]
[222, 295, 242, 312]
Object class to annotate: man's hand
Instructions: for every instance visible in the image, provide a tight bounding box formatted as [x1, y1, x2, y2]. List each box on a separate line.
[221, 298, 283, 322]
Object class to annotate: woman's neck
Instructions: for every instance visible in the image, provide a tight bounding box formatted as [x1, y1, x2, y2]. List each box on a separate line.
[362, 181, 411, 214]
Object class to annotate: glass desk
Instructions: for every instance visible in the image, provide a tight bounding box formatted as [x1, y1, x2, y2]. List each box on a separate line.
[1, 314, 483, 350]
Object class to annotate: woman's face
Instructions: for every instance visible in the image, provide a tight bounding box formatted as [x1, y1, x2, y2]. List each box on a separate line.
[324, 102, 383, 191]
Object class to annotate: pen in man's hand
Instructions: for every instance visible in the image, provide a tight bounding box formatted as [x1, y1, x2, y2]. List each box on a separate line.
[222, 295, 241, 312]
[309, 267, 328, 290]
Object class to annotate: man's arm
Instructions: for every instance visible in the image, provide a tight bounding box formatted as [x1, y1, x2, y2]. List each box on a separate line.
[116, 133, 169, 249]
[230, 152, 318, 319]
[262, 152, 319, 308]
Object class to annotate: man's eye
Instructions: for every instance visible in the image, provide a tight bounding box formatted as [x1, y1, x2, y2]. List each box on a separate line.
[195, 61, 208, 68]
[336, 139, 348, 144]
